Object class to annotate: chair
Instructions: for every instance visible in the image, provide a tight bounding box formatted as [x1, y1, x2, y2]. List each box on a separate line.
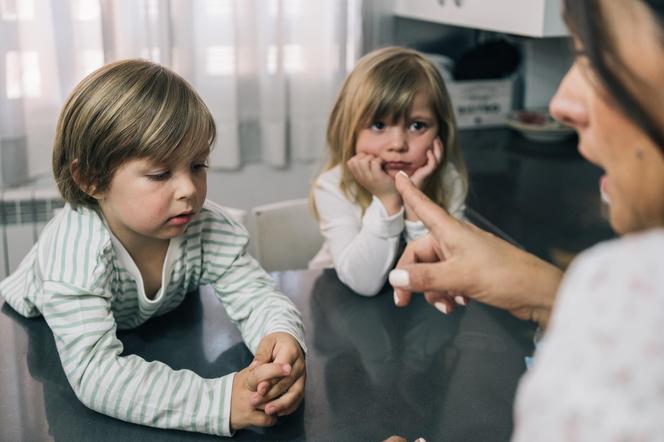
[249, 198, 323, 272]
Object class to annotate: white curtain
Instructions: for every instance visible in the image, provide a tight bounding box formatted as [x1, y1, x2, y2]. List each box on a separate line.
[0, 0, 370, 185]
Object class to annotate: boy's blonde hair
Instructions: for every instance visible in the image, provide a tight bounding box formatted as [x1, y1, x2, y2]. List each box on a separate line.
[317, 46, 468, 213]
[53, 59, 216, 208]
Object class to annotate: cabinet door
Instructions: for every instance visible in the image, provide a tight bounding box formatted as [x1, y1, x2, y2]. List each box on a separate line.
[394, 0, 567, 38]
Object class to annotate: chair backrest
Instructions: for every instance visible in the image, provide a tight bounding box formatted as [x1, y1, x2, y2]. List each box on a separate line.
[249, 198, 323, 272]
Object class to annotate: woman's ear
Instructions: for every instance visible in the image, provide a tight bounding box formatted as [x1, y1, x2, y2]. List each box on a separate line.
[70, 159, 101, 199]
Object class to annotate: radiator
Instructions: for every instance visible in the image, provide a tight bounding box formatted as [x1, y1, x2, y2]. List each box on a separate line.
[0, 187, 64, 278]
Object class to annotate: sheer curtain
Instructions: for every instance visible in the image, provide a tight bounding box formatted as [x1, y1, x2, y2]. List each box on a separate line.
[0, 0, 374, 186]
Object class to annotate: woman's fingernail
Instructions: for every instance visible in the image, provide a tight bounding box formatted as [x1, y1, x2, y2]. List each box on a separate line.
[389, 269, 410, 287]
[396, 170, 409, 180]
[434, 302, 448, 314]
[393, 290, 400, 305]
[415, 438, 427, 442]
[454, 295, 466, 306]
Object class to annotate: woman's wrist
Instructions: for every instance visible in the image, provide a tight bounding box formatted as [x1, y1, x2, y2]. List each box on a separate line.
[525, 257, 563, 329]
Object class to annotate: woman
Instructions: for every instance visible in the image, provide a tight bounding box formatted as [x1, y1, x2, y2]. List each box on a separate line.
[389, 0, 664, 439]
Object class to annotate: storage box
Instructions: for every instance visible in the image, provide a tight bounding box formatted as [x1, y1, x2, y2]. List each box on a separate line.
[447, 78, 514, 129]
[424, 53, 514, 129]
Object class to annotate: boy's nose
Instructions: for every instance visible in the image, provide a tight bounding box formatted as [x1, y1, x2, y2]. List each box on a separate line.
[549, 64, 588, 130]
[175, 173, 197, 200]
[387, 128, 408, 152]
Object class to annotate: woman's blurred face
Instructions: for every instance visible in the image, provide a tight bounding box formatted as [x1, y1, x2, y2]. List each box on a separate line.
[549, 0, 664, 234]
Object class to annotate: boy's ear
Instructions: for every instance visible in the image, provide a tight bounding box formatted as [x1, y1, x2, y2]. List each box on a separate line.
[70, 159, 102, 199]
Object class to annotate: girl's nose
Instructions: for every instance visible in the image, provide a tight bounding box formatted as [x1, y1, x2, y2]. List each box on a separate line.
[388, 127, 408, 152]
[549, 63, 589, 129]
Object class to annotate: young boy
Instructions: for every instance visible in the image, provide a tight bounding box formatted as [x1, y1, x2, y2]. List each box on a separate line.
[0, 59, 306, 436]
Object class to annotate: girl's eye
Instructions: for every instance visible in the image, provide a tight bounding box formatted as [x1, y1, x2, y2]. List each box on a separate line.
[371, 121, 386, 131]
[147, 171, 170, 181]
[409, 121, 428, 131]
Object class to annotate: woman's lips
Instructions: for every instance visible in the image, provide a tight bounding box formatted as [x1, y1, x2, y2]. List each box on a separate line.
[600, 175, 610, 204]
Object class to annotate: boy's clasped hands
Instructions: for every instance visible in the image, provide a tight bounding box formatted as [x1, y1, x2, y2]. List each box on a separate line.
[230, 332, 306, 431]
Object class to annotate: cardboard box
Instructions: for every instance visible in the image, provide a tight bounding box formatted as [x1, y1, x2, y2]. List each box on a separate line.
[447, 78, 514, 129]
[424, 53, 514, 129]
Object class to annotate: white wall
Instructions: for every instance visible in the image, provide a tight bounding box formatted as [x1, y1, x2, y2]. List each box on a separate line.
[522, 37, 573, 109]
[206, 161, 321, 211]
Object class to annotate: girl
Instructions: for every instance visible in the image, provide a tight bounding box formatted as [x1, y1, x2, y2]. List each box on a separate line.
[0, 59, 306, 436]
[310, 46, 468, 296]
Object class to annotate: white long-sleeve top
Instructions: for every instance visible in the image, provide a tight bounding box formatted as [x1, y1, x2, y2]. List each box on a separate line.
[309, 164, 466, 296]
[0, 200, 306, 437]
[512, 228, 664, 441]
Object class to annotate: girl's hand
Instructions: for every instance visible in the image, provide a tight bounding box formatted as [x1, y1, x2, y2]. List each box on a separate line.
[405, 138, 443, 221]
[347, 153, 402, 215]
[410, 137, 444, 190]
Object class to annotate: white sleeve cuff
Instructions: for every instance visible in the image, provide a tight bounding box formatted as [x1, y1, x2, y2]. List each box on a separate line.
[221, 372, 236, 436]
[404, 219, 429, 242]
[362, 196, 404, 238]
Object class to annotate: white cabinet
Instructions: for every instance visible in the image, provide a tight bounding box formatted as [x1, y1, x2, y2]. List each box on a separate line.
[393, 0, 567, 38]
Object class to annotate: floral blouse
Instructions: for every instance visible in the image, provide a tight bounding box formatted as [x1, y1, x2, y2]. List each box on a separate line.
[512, 228, 664, 441]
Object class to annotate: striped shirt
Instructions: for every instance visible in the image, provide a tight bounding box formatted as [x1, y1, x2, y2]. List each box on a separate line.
[0, 200, 306, 436]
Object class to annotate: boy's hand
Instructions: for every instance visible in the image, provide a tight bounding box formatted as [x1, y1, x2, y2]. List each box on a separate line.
[249, 332, 306, 417]
[347, 153, 402, 215]
[230, 362, 291, 430]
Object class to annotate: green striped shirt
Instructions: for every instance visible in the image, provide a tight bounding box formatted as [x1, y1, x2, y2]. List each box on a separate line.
[0, 200, 306, 436]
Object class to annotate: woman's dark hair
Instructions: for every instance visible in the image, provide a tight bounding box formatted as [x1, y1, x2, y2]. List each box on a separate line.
[563, 0, 664, 154]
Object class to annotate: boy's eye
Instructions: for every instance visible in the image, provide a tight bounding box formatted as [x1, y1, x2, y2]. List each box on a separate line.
[409, 121, 428, 131]
[192, 161, 209, 172]
[147, 171, 170, 181]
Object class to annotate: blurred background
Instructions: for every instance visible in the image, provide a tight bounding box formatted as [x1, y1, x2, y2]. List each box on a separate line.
[0, 0, 593, 276]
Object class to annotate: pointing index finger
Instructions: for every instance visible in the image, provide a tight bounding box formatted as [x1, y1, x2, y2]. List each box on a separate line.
[394, 171, 459, 239]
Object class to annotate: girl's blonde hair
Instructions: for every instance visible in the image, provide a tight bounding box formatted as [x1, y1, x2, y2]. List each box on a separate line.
[53, 59, 216, 208]
[314, 46, 468, 213]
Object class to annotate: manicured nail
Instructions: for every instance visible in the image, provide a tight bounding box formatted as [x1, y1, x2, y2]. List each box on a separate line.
[396, 170, 409, 180]
[389, 269, 410, 288]
[393, 290, 400, 305]
[454, 295, 466, 306]
[415, 438, 427, 442]
[434, 302, 448, 314]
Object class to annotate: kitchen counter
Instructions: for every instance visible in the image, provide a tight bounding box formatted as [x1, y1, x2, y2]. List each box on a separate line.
[459, 128, 614, 268]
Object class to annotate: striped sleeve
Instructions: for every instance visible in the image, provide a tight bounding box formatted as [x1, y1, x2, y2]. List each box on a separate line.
[198, 209, 307, 354]
[40, 207, 235, 436]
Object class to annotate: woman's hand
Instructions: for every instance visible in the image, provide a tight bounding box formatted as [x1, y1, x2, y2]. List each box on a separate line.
[405, 138, 444, 221]
[347, 153, 402, 215]
[390, 172, 562, 328]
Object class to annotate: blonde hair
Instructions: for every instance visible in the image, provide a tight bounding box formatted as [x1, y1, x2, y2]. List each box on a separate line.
[53, 59, 216, 208]
[313, 46, 468, 214]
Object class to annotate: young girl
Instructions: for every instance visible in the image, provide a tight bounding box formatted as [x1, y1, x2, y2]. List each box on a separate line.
[0, 59, 306, 436]
[310, 46, 468, 297]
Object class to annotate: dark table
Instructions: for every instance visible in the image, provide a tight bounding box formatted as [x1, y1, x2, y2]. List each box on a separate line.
[0, 268, 534, 442]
